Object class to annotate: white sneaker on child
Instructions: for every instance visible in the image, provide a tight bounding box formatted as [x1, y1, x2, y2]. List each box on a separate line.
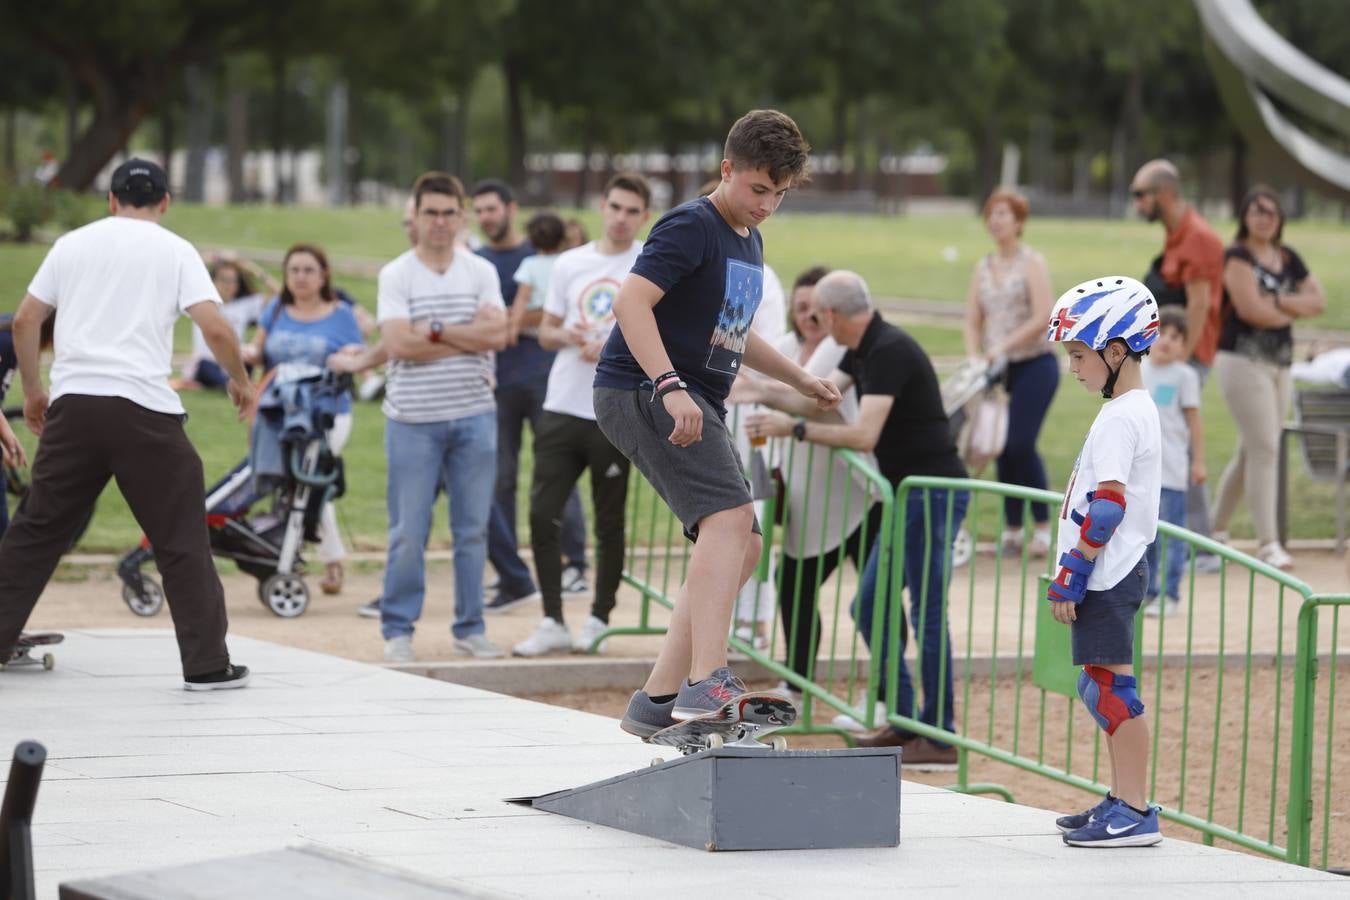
[1257, 542, 1294, 570]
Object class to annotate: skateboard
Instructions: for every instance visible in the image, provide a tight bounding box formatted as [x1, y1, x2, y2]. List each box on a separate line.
[3, 632, 64, 671]
[648, 692, 797, 757]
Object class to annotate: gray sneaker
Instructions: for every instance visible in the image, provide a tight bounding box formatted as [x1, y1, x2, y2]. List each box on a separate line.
[452, 633, 505, 659]
[384, 635, 415, 663]
[673, 666, 747, 721]
[620, 690, 678, 739]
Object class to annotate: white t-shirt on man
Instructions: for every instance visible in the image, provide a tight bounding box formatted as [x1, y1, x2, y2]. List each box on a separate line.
[27, 216, 221, 415]
[542, 240, 642, 421]
[1056, 388, 1162, 591]
[377, 248, 504, 424]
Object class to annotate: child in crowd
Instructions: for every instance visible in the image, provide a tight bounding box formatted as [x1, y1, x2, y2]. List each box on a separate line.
[510, 212, 566, 347]
[1140, 307, 1205, 616]
[177, 255, 277, 389]
[1045, 276, 1164, 848]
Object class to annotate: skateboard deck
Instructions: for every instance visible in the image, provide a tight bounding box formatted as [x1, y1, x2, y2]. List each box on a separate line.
[4, 631, 64, 670]
[649, 692, 797, 755]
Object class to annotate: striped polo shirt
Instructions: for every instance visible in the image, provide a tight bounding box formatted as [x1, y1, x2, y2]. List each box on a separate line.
[376, 248, 504, 424]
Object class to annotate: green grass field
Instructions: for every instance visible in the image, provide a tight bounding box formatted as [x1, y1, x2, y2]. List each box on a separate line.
[0, 203, 1344, 551]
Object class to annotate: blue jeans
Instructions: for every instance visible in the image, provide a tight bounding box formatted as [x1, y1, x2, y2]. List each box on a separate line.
[381, 412, 496, 640]
[997, 353, 1058, 527]
[853, 487, 969, 745]
[1146, 487, 1188, 601]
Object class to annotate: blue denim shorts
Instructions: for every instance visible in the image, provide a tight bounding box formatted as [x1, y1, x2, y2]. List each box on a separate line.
[1071, 555, 1148, 666]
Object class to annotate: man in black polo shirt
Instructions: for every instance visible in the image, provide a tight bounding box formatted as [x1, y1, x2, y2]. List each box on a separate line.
[743, 270, 968, 766]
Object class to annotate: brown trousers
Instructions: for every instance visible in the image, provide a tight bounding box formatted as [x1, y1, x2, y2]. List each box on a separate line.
[0, 395, 230, 676]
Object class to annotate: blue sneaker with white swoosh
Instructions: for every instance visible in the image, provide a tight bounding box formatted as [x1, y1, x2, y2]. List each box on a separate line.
[1062, 798, 1162, 847]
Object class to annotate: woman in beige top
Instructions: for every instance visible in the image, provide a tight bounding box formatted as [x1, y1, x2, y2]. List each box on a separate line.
[962, 190, 1058, 555]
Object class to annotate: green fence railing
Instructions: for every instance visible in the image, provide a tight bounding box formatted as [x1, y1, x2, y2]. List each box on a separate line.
[603, 443, 1348, 870]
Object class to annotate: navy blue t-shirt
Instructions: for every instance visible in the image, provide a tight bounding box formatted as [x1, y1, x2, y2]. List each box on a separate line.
[0, 317, 16, 403]
[594, 197, 765, 416]
[477, 241, 554, 388]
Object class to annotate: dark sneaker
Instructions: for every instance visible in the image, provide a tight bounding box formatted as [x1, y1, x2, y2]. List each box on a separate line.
[1056, 793, 1117, 834]
[357, 598, 381, 619]
[900, 737, 958, 771]
[484, 589, 541, 615]
[856, 726, 916, 749]
[673, 666, 747, 721]
[620, 690, 678, 739]
[1063, 798, 1162, 847]
[183, 664, 250, 692]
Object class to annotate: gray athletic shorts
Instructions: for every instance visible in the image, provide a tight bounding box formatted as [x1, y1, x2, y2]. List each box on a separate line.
[593, 385, 759, 542]
[1071, 555, 1148, 666]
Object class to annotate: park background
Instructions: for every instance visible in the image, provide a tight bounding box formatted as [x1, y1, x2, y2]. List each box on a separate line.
[0, 0, 1346, 558]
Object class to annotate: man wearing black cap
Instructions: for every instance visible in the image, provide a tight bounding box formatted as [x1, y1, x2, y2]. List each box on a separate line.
[0, 158, 256, 690]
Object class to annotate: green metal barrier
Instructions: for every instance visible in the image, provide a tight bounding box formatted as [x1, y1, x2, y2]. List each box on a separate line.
[607, 443, 1346, 870]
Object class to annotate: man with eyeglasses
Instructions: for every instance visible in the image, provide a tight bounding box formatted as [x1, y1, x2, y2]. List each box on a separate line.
[1130, 158, 1224, 567]
[370, 171, 508, 663]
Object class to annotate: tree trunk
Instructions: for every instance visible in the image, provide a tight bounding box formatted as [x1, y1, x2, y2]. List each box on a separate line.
[270, 53, 287, 204]
[503, 56, 527, 191]
[2, 107, 15, 180]
[159, 102, 174, 185]
[853, 98, 868, 192]
[182, 65, 212, 202]
[574, 110, 595, 209]
[1229, 136, 1246, 217]
[973, 117, 1000, 208]
[54, 97, 153, 190]
[225, 75, 248, 203]
[325, 79, 349, 206]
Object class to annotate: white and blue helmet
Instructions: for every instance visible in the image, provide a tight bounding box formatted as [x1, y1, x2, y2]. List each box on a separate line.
[1046, 276, 1159, 354]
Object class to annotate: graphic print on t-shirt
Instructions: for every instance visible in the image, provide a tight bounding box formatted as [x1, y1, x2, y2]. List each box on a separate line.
[578, 277, 620, 326]
[1151, 383, 1177, 409]
[706, 258, 763, 375]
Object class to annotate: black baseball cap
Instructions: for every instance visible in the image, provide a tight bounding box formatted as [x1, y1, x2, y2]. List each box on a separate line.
[109, 158, 168, 200]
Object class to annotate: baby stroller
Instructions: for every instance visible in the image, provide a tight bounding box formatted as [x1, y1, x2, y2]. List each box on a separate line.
[117, 364, 348, 618]
[941, 355, 1007, 568]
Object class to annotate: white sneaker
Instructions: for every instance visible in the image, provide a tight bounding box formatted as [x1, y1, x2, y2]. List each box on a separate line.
[999, 529, 1023, 553]
[453, 633, 505, 659]
[1029, 528, 1052, 559]
[384, 635, 415, 663]
[832, 701, 889, 734]
[1143, 598, 1179, 618]
[732, 624, 770, 652]
[560, 565, 589, 596]
[513, 618, 573, 657]
[572, 615, 609, 654]
[1193, 554, 1223, 574]
[1257, 542, 1295, 571]
[770, 680, 804, 705]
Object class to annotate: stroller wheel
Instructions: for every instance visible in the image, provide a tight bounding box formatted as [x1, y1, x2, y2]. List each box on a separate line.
[121, 578, 165, 617]
[261, 573, 310, 618]
[951, 527, 973, 569]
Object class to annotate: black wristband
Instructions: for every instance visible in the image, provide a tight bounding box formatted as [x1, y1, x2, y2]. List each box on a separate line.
[792, 419, 808, 441]
[655, 376, 689, 401]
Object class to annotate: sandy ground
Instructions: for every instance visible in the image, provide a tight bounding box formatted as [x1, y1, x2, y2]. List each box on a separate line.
[17, 547, 1350, 871]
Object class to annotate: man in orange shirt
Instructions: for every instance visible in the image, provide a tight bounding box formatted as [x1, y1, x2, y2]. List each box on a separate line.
[1132, 159, 1223, 568]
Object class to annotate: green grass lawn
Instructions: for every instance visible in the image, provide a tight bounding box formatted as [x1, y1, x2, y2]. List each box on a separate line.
[0, 203, 1343, 552]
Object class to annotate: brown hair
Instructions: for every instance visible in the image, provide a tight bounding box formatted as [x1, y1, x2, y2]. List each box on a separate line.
[1157, 306, 1188, 339]
[1234, 184, 1284, 244]
[724, 109, 811, 187]
[413, 171, 466, 211]
[209, 260, 256, 301]
[525, 211, 566, 253]
[604, 171, 652, 209]
[982, 189, 1030, 235]
[279, 243, 335, 305]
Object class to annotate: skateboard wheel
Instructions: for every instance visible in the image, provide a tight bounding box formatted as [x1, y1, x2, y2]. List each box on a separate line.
[43, 654, 54, 671]
[122, 578, 165, 617]
[650, 757, 665, 767]
[705, 733, 724, 750]
[771, 735, 788, 752]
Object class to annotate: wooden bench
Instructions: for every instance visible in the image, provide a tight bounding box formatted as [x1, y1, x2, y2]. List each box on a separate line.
[1279, 385, 1350, 552]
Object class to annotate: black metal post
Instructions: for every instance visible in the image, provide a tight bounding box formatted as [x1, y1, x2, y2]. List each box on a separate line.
[0, 741, 45, 900]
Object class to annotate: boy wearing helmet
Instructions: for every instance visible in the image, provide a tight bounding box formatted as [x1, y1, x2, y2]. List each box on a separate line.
[1046, 276, 1164, 847]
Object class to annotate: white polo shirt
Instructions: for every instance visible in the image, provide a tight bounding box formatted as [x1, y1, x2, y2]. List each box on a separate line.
[27, 216, 221, 415]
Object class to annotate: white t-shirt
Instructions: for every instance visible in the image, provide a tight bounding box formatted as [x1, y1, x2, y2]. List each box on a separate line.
[27, 216, 220, 415]
[542, 240, 642, 421]
[377, 249, 504, 424]
[1141, 358, 1200, 491]
[1056, 388, 1162, 591]
[189, 293, 265, 366]
[754, 263, 787, 344]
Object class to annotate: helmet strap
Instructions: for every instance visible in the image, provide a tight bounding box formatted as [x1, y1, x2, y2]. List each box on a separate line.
[1097, 345, 1123, 399]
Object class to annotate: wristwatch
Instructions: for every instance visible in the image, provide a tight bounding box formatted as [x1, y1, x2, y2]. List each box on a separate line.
[792, 419, 808, 441]
[429, 320, 445, 343]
